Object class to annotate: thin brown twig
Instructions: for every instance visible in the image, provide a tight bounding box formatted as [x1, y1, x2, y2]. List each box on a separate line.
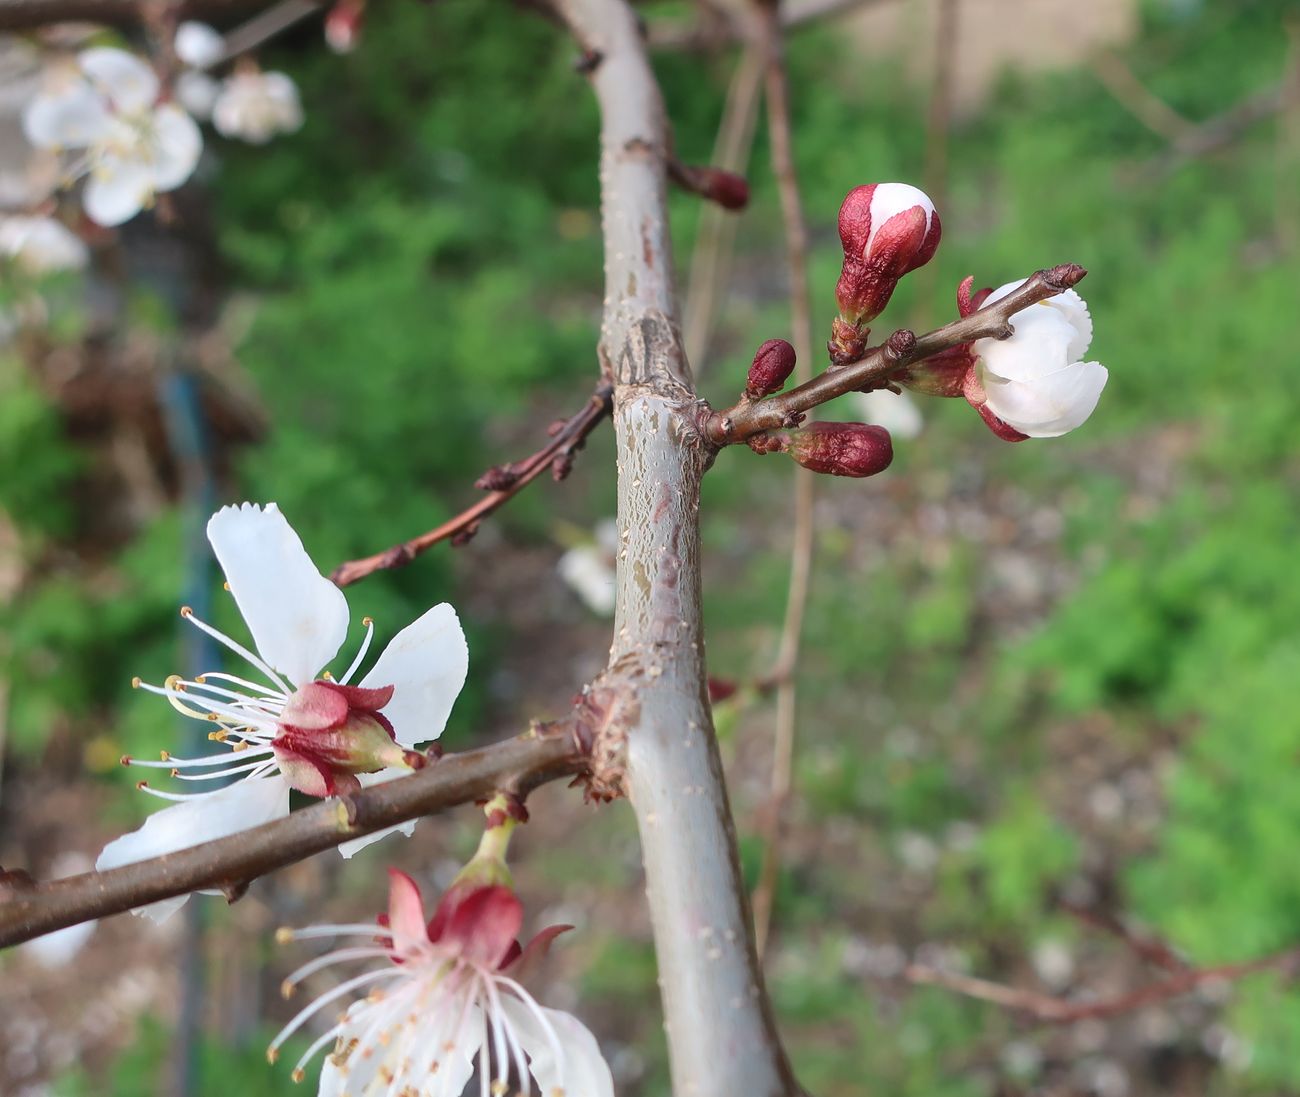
[330, 382, 613, 587]
[704, 263, 1087, 446]
[219, 0, 321, 61]
[683, 42, 764, 376]
[750, 0, 814, 962]
[905, 944, 1300, 1023]
[0, 724, 587, 948]
[1059, 899, 1189, 974]
[0, 0, 271, 30]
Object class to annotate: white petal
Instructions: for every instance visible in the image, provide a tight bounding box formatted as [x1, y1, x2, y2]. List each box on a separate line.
[864, 181, 935, 256]
[499, 996, 615, 1097]
[336, 769, 418, 858]
[82, 156, 153, 227]
[147, 103, 202, 191]
[206, 503, 349, 686]
[78, 48, 159, 113]
[175, 22, 226, 69]
[1043, 287, 1093, 361]
[983, 361, 1109, 438]
[20, 920, 98, 968]
[175, 71, 220, 120]
[359, 603, 468, 747]
[972, 303, 1076, 383]
[852, 388, 923, 440]
[95, 775, 290, 922]
[22, 81, 111, 149]
[0, 216, 88, 273]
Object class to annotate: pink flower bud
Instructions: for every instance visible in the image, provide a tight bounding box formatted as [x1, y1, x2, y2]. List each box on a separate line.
[325, 0, 365, 53]
[787, 421, 893, 478]
[834, 182, 941, 327]
[746, 338, 797, 398]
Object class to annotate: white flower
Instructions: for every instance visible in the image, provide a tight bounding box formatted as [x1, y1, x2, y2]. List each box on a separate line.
[270, 869, 615, 1097]
[97, 502, 469, 923]
[175, 22, 226, 69]
[22, 48, 202, 227]
[213, 70, 302, 144]
[557, 519, 617, 617]
[971, 281, 1108, 438]
[173, 23, 225, 120]
[0, 215, 87, 273]
[852, 387, 923, 440]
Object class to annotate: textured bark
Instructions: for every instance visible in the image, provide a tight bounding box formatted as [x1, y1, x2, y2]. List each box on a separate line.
[559, 0, 801, 1092]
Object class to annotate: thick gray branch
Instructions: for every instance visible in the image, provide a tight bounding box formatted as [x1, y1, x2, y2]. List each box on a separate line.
[557, 0, 801, 1093]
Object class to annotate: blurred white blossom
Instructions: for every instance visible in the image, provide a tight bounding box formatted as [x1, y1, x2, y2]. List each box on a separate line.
[558, 518, 618, 617]
[853, 387, 923, 440]
[22, 48, 202, 226]
[213, 70, 303, 144]
[0, 214, 86, 273]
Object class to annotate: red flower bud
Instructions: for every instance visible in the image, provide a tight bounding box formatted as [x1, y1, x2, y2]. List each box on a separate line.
[834, 183, 941, 327]
[697, 167, 750, 211]
[787, 421, 894, 478]
[746, 338, 797, 398]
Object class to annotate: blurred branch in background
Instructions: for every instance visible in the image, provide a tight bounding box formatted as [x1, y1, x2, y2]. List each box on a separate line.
[649, 0, 895, 53]
[1090, 49, 1196, 145]
[0, 725, 587, 947]
[683, 42, 763, 376]
[1275, 16, 1300, 253]
[750, 0, 815, 962]
[0, 0, 281, 31]
[330, 381, 613, 587]
[907, 944, 1300, 1024]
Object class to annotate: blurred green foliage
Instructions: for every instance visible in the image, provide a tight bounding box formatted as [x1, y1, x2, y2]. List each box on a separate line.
[4, 0, 1300, 1092]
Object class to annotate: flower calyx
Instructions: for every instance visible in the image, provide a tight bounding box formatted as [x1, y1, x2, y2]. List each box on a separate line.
[272, 679, 423, 797]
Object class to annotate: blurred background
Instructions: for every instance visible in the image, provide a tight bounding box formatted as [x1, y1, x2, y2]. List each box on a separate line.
[2, 0, 1299, 1093]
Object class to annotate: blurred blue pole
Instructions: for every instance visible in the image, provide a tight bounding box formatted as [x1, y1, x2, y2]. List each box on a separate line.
[158, 370, 218, 1097]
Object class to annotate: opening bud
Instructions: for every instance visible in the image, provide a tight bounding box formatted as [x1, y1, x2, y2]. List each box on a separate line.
[833, 183, 942, 342]
[787, 421, 893, 478]
[325, 0, 366, 53]
[746, 338, 797, 399]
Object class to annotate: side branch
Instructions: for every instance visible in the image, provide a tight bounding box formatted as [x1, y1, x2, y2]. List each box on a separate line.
[0, 728, 584, 948]
[907, 943, 1300, 1023]
[331, 382, 613, 587]
[705, 263, 1086, 445]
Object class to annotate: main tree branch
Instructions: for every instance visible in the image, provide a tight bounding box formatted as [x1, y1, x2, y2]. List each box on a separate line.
[705, 263, 1087, 444]
[0, 726, 585, 948]
[553, 0, 802, 1092]
[0, 0, 278, 30]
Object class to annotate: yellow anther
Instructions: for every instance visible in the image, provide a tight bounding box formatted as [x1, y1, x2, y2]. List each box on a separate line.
[208, 730, 228, 742]
[281, 980, 295, 999]
[169, 768, 179, 778]
[233, 742, 250, 752]
[136, 780, 149, 790]
[159, 750, 171, 761]
[275, 926, 294, 944]
[266, 1047, 279, 1065]
[321, 671, 334, 681]
[291, 1069, 304, 1083]
[119, 755, 131, 766]
[223, 581, 231, 591]
[362, 616, 373, 627]
[491, 1081, 507, 1096]
[180, 605, 193, 618]
[131, 676, 142, 688]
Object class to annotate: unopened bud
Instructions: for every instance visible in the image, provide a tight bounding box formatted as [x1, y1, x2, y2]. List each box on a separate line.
[834, 182, 941, 329]
[746, 338, 797, 398]
[325, 0, 365, 53]
[697, 167, 749, 211]
[788, 421, 893, 478]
